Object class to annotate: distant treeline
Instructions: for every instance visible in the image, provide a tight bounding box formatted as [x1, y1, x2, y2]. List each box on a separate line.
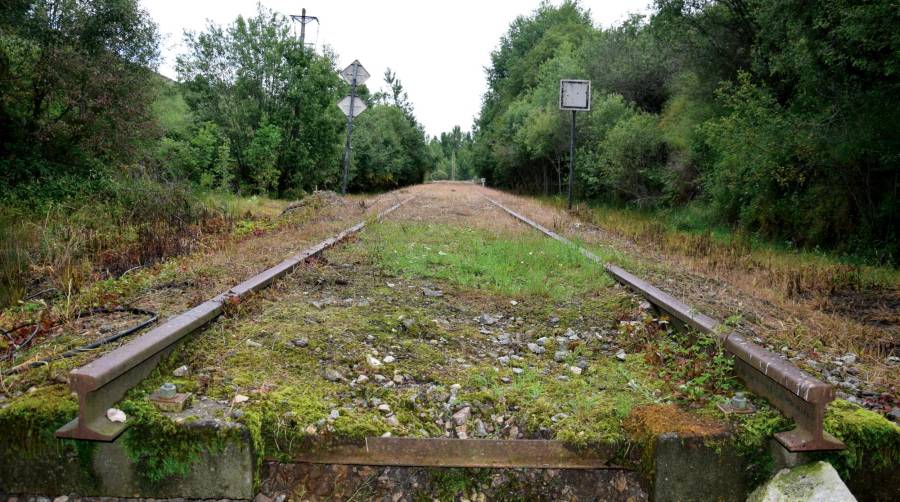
[471, 0, 899, 263]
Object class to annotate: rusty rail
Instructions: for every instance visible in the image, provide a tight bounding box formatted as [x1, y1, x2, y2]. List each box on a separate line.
[57, 196, 414, 441]
[294, 437, 617, 469]
[482, 194, 844, 452]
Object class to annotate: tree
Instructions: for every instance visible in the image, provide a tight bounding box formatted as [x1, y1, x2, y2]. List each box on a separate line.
[176, 5, 345, 196]
[0, 0, 161, 185]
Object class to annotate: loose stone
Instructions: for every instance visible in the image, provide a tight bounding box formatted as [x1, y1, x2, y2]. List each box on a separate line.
[527, 343, 545, 354]
[172, 365, 189, 377]
[324, 368, 343, 382]
[478, 314, 498, 325]
[452, 406, 471, 426]
[106, 408, 127, 423]
[292, 337, 309, 348]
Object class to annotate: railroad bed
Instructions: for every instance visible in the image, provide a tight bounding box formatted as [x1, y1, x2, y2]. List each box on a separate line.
[1, 183, 898, 501]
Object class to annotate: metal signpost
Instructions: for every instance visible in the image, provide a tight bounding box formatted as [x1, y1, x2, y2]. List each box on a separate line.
[559, 79, 591, 209]
[337, 60, 370, 195]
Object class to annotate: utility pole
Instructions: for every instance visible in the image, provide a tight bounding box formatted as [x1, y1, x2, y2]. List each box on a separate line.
[290, 8, 318, 47]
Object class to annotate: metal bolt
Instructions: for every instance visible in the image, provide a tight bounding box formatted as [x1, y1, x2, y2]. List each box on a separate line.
[732, 392, 749, 410]
[159, 382, 177, 399]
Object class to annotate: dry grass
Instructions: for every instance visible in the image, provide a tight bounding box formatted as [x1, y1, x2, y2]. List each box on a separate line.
[0, 190, 402, 388]
[471, 186, 899, 393]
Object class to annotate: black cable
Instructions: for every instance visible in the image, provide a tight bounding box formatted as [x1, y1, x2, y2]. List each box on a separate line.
[2, 306, 158, 375]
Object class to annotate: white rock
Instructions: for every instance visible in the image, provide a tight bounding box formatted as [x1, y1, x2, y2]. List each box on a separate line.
[383, 355, 396, 364]
[569, 366, 583, 375]
[106, 408, 126, 423]
[748, 461, 856, 502]
[233, 394, 250, 404]
[245, 339, 263, 348]
[377, 403, 392, 413]
[367, 355, 383, 367]
[452, 406, 472, 426]
[616, 349, 627, 361]
[355, 375, 369, 384]
[172, 365, 189, 377]
[840, 353, 857, 365]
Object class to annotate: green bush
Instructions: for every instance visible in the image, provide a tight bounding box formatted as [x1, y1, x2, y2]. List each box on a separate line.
[596, 112, 667, 206]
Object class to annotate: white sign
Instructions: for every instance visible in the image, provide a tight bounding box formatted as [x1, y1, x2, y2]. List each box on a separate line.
[559, 79, 591, 111]
[341, 60, 370, 86]
[337, 95, 367, 118]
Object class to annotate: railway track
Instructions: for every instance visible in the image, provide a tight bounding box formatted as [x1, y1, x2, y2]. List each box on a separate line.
[5, 183, 895, 501]
[59, 185, 841, 450]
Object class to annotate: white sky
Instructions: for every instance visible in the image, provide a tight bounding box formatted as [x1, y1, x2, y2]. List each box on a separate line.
[143, 0, 652, 137]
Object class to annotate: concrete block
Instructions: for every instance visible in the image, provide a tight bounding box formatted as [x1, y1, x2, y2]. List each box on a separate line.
[652, 432, 748, 502]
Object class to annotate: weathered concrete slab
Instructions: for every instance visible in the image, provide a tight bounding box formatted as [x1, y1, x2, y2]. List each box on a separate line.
[2, 421, 254, 499]
[651, 431, 748, 502]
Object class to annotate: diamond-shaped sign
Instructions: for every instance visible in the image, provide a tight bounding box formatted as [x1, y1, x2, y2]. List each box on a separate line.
[337, 95, 367, 118]
[341, 60, 370, 86]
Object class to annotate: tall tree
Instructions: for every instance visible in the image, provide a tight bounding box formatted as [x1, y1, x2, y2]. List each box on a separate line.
[0, 0, 161, 184]
[176, 6, 345, 196]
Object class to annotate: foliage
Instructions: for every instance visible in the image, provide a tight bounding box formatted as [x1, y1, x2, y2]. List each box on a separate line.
[0, 0, 161, 183]
[175, 5, 345, 196]
[429, 126, 475, 181]
[348, 91, 431, 191]
[464, 0, 900, 262]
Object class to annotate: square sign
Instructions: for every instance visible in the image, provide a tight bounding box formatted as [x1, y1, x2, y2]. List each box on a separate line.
[559, 79, 591, 111]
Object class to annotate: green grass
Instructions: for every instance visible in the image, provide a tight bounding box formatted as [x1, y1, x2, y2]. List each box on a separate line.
[364, 221, 613, 300]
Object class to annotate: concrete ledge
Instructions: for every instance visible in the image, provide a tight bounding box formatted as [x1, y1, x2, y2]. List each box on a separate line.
[2, 422, 254, 499]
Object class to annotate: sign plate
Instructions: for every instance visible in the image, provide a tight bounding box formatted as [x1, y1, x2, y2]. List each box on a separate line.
[341, 60, 370, 86]
[559, 79, 591, 111]
[337, 95, 367, 118]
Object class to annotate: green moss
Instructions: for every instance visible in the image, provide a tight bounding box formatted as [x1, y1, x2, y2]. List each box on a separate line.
[119, 395, 236, 488]
[821, 399, 900, 479]
[0, 385, 98, 492]
[729, 400, 792, 486]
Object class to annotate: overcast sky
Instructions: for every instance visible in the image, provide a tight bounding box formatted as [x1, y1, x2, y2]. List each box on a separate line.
[143, 0, 651, 137]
